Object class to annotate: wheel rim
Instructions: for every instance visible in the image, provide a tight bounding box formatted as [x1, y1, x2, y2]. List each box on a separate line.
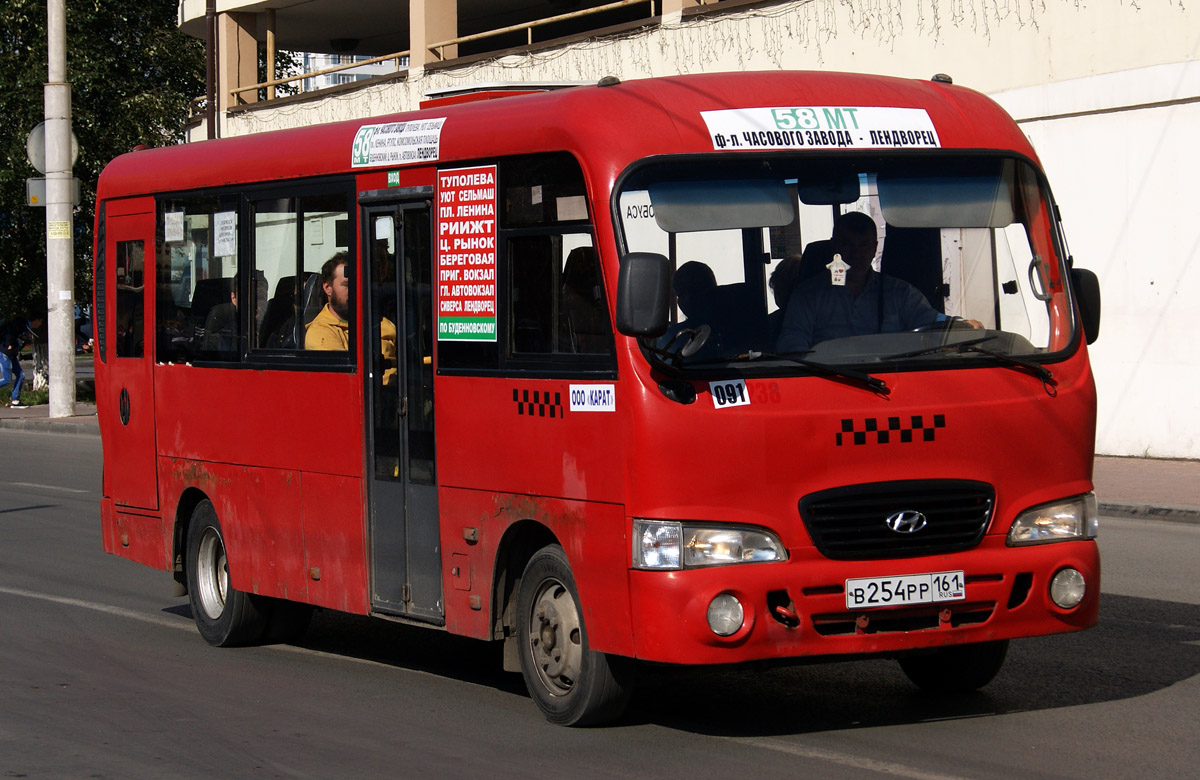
[526, 576, 583, 697]
[195, 526, 228, 620]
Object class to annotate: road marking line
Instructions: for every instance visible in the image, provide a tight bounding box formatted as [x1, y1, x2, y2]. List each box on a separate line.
[0, 586, 191, 632]
[5, 482, 90, 494]
[727, 737, 977, 780]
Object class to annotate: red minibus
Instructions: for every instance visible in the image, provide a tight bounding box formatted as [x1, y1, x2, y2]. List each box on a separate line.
[94, 70, 1102, 725]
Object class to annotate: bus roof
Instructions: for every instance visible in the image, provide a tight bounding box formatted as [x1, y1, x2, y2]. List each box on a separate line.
[96, 70, 1035, 201]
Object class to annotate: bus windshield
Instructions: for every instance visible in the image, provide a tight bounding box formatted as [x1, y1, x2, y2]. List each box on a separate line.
[616, 155, 1074, 372]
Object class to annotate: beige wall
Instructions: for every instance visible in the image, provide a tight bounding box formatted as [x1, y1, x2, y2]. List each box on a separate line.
[223, 1, 1195, 135]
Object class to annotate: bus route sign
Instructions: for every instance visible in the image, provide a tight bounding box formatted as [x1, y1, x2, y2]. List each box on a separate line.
[701, 106, 940, 151]
[437, 165, 498, 341]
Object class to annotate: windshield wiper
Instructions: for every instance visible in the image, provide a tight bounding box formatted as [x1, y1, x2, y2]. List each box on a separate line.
[742, 350, 889, 394]
[957, 343, 1056, 386]
[884, 336, 1054, 386]
[881, 335, 998, 361]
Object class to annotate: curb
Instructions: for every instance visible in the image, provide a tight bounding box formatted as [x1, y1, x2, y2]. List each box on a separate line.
[1098, 501, 1200, 525]
[0, 417, 100, 437]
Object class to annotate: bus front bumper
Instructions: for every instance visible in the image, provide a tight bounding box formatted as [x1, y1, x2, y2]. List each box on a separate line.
[626, 536, 1099, 665]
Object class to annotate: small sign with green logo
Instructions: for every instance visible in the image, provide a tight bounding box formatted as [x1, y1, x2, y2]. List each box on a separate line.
[351, 117, 446, 168]
[387, 171, 400, 187]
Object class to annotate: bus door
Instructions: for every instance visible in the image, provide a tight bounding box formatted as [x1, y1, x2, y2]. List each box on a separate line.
[102, 206, 158, 511]
[362, 199, 442, 621]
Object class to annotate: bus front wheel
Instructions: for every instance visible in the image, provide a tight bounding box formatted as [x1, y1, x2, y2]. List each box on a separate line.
[898, 640, 1009, 693]
[185, 500, 268, 647]
[516, 544, 635, 726]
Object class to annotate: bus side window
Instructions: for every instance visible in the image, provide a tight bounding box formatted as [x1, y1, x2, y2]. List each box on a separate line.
[251, 193, 351, 352]
[158, 198, 240, 364]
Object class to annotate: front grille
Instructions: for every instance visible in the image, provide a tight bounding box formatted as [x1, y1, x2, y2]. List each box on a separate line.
[798, 480, 994, 560]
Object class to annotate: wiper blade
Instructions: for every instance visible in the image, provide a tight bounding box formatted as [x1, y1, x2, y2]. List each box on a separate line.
[747, 351, 889, 394]
[881, 335, 998, 361]
[957, 344, 1056, 386]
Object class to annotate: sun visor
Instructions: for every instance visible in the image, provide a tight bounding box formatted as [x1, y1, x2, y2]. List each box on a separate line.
[649, 179, 795, 233]
[878, 163, 1016, 228]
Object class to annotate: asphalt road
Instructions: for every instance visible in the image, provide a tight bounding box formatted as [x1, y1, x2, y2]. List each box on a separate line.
[2, 430, 1198, 779]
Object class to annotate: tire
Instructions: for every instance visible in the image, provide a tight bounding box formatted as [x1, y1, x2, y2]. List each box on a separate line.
[899, 640, 1009, 694]
[185, 500, 268, 647]
[516, 545, 635, 726]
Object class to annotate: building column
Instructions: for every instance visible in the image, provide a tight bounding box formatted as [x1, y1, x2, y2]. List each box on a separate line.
[410, 0, 458, 73]
[662, 0, 701, 24]
[218, 12, 258, 112]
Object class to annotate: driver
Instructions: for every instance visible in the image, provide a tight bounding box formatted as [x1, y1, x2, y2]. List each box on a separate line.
[777, 211, 977, 353]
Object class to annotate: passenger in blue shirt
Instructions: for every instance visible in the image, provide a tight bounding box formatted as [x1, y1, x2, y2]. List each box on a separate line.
[777, 212, 977, 353]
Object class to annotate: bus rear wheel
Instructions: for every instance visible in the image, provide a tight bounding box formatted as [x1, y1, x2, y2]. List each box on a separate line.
[185, 500, 268, 647]
[516, 544, 634, 726]
[898, 640, 1009, 694]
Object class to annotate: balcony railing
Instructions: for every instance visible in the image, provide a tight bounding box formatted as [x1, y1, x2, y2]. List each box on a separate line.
[221, 0, 664, 109]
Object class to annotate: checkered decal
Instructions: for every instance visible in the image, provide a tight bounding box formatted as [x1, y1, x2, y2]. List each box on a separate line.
[514, 389, 563, 419]
[836, 414, 946, 446]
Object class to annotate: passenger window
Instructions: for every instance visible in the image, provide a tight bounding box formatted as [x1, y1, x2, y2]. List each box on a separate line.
[251, 193, 351, 352]
[158, 198, 240, 363]
[439, 152, 614, 373]
[510, 233, 610, 356]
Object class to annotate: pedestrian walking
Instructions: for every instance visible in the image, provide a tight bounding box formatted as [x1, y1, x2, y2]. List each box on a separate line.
[0, 309, 45, 408]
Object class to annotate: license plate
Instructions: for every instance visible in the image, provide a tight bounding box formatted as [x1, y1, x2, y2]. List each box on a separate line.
[845, 571, 965, 610]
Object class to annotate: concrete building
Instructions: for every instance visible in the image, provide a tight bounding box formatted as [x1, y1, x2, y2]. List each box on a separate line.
[175, 0, 1199, 459]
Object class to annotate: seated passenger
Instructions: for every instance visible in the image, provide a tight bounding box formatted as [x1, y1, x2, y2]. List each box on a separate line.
[777, 212, 977, 353]
[201, 287, 237, 354]
[305, 252, 398, 382]
[766, 256, 803, 345]
[305, 253, 352, 350]
[658, 261, 717, 349]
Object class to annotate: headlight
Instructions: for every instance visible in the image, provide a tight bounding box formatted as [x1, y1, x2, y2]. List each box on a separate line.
[633, 520, 786, 569]
[1007, 493, 1098, 546]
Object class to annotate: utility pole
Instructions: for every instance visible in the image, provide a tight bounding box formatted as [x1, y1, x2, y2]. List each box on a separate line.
[45, 0, 75, 417]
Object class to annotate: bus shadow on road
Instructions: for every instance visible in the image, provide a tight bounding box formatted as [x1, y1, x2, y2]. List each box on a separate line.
[624, 593, 1200, 735]
[163, 592, 1199, 731]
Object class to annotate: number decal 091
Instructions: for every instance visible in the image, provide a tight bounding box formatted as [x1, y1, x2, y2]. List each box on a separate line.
[708, 379, 750, 409]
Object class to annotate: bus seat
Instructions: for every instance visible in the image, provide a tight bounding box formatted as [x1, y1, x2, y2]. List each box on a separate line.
[190, 278, 235, 344]
[798, 239, 833, 281]
[300, 273, 324, 325]
[880, 226, 946, 313]
[191, 277, 234, 322]
[258, 276, 296, 346]
[560, 247, 609, 353]
[699, 282, 764, 355]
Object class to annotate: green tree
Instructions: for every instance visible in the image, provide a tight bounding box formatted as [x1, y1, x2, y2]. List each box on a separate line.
[0, 0, 203, 319]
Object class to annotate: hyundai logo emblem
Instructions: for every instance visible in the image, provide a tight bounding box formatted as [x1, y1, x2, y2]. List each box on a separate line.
[885, 509, 928, 534]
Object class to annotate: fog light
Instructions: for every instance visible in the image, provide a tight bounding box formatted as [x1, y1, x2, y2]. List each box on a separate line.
[1049, 568, 1086, 609]
[707, 593, 744, 637]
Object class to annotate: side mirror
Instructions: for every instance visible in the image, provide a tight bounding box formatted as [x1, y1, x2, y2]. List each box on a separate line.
[616, 252, 671, 337]
[1070, 267, 1101, 345]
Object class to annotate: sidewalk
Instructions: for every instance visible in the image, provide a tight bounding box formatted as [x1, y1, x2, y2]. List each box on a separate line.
[0, 400, 1195, 522]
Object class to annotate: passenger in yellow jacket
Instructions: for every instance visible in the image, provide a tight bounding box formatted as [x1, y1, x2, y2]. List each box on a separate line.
[306, 252, 397, 383]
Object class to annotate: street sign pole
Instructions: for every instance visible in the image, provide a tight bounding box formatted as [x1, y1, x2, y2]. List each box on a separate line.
[45, 0, 75, 417]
